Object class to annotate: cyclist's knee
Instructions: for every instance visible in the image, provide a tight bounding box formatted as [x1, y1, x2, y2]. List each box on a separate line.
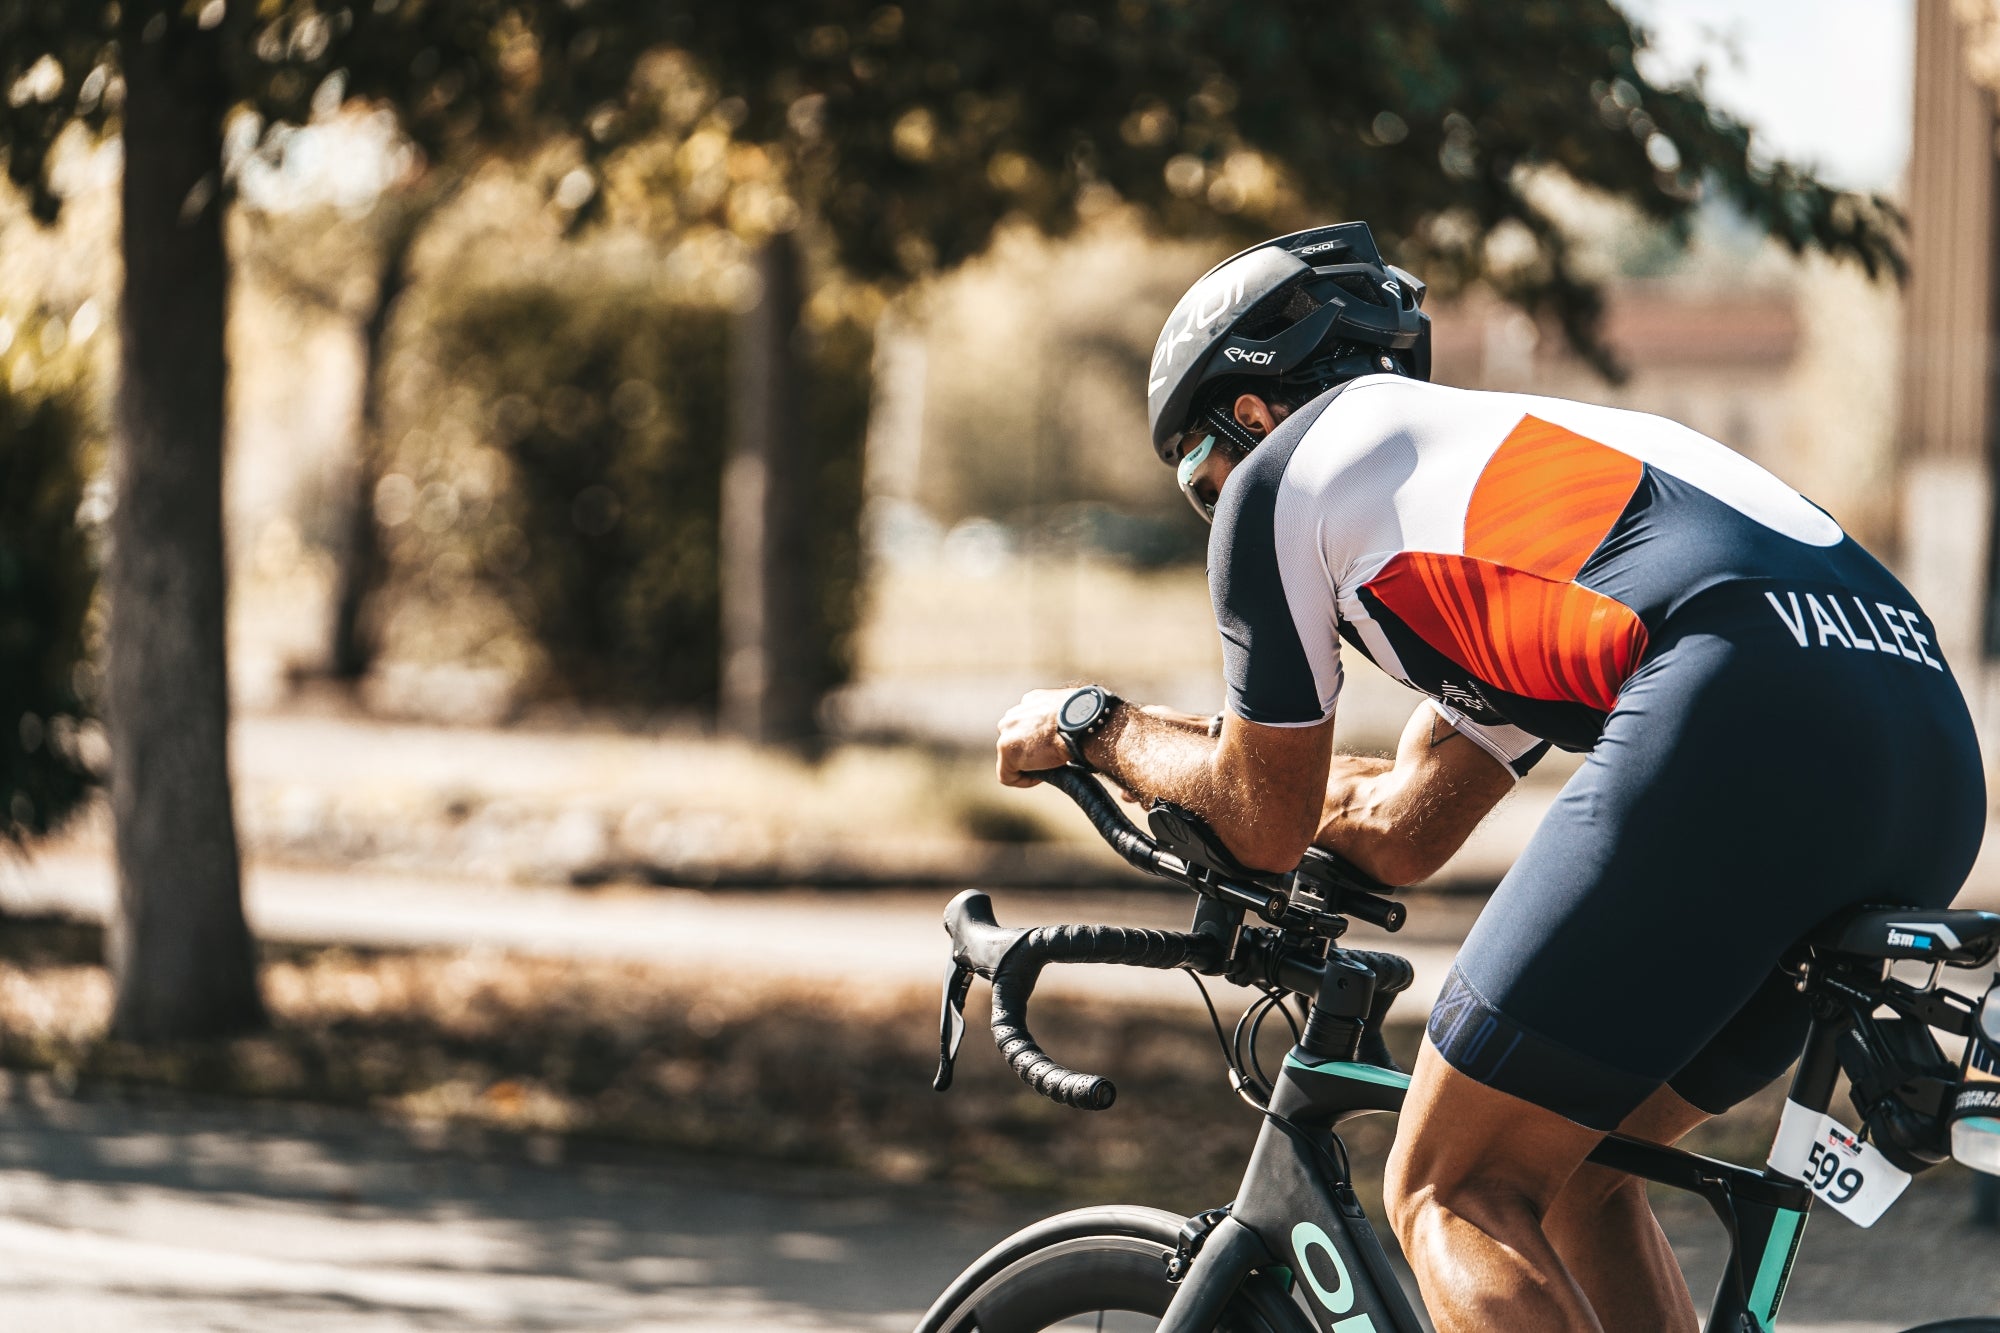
[1385, 1141, 1550, 1253]
[1389, 1042, 1603, 1242]
[1545, 1159, 1644, 1226]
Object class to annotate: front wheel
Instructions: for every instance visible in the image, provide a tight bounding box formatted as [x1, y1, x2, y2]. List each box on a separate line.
[916, 1205, 1310, 1333]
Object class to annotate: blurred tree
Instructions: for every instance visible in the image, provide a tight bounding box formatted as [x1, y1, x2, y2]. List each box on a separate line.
[595, 0, 1905, 738]
[0, 0, 1904, 1036]
[244, 174, 469, 685]
[0, 0, 683, 1041]
[668, 0, 1900, 372]
[376, 265, 869, 712]
[0, 319, 99, 854]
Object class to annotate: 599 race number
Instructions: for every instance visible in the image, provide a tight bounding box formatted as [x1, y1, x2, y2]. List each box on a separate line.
[1803, 1141, 1866, 1205]
[1768, 1099, 1911, 1227]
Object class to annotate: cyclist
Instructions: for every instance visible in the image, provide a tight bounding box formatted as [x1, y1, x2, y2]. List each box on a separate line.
[993, 222, 1986, 1332]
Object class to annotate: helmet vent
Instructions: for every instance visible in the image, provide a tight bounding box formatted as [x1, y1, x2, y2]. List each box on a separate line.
[1236, 280, 1321, 340]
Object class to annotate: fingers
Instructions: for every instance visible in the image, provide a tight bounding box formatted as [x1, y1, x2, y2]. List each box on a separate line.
[995, 690, 1064, 787]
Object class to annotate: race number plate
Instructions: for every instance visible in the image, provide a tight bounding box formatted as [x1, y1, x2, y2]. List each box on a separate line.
[1767, 1099, 1912, 1227]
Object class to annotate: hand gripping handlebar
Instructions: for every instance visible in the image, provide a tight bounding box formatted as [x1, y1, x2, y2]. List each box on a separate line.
[935, 889, 1224, 1110]
[931, 766, 1412, 1111]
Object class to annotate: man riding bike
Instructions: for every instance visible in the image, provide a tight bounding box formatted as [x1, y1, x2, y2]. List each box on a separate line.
[992, 222, 1987, 1332]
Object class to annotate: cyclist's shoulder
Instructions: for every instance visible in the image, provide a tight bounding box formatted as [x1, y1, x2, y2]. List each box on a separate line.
[1288, 374, 1514, 462]
[1298, 378, 1790, 489]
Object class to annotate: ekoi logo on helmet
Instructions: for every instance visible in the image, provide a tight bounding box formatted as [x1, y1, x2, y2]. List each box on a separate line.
[1223, 347, 1275, 365]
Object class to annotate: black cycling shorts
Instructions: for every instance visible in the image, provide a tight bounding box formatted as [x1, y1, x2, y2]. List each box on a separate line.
[1429, 572, 1986, 1130]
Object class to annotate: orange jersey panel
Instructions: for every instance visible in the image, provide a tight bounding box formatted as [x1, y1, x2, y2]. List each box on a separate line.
[1464, 415, 1645, 582]
[1364, 552, 1648, 712]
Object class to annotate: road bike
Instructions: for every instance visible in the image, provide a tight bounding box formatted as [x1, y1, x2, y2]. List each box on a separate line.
[915, 766, 2000, 1333]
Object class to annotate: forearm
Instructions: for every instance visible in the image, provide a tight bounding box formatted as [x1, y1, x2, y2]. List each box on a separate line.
[1081, 706, 1326, 873]
[1316, 754, 1396, 849]
[1313, 760, 1435, 885]
[1311, 707, 1513, 885]
[1136, 703, 1221, 736]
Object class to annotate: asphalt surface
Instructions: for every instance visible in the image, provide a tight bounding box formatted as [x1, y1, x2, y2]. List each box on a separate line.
[1, 1081, 1997, 1331]
[0, 1083, 1030, 1332]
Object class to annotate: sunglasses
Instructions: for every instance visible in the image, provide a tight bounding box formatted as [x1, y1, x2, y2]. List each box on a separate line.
[1176, 432, 1224, 522]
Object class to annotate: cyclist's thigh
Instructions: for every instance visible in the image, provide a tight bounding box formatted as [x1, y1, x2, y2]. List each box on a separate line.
[1429, 579, 1984, 1130]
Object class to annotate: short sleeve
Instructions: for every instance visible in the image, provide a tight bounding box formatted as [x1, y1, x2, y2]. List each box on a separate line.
[1427, 698, 1550, 779]
[1208, 407, 1343, 727]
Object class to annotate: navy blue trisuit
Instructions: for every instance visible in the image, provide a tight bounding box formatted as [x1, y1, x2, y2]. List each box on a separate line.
[1208, 375, 1986, 1128]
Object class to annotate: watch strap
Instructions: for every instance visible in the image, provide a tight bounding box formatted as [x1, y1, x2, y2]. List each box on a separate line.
[1055, 685, 1120, 772]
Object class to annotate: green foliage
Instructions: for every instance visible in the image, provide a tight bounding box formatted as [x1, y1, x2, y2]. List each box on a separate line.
[0, 1, 1909, 370]
[0, 331, 98, 841]
[667, 0, 1902, 372]
[384, 275, 869, 709]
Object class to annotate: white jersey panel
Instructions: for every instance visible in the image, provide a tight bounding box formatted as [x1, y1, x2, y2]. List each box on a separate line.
[1275, 376, 1486, 596]
[1269, 474, 1345, 718]
[1292, 378, 1843, 563]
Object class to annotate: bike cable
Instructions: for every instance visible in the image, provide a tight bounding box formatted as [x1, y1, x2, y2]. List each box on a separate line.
[1247, 985, 1301, 1096]
[1186, 971, 1350, 1191]
[1231, 1000, 1266, 1101]
[1188, 971, 1272, 1112]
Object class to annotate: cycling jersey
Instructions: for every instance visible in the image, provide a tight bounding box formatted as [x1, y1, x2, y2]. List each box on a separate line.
[1210, 375, 1946, 775]
[1210, 375, 1986, 1129]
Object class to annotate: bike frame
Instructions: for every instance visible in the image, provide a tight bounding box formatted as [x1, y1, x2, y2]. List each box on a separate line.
[1156, 1021, 1829, 1333]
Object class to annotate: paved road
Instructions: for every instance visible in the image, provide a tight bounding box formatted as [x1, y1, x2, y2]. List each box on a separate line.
[0, 849, 1476, 1018]
[0, 1082, 1032, 1332]
[1, 1083, 1996, 1331]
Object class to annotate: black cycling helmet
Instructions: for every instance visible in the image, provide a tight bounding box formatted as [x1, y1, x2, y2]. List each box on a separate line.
[1147, 221, 1431, 464]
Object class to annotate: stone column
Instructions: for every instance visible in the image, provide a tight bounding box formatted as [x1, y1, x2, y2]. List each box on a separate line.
[1900, 0, 1999, 674]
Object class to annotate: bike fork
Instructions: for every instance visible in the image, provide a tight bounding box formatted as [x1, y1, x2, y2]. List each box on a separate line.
[1156, 1216, 1277, 1333]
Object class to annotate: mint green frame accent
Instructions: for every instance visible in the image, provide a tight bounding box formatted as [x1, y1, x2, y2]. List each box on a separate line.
[1284, 1053, 1413, 1090]
[1747, 1208, 1806, 1328]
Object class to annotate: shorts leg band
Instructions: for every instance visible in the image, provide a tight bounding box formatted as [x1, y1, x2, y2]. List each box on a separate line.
[1428, 965, 1659, 1131]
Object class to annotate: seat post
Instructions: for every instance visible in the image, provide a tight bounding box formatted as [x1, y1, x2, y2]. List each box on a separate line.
[1785, 1012, 1844, 1114]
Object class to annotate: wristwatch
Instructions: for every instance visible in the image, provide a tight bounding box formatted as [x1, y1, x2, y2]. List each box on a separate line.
[1055, 685, 1121, 771]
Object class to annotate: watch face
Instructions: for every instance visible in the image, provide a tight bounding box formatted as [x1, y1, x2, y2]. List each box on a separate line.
[1059, 688, 1103, 730]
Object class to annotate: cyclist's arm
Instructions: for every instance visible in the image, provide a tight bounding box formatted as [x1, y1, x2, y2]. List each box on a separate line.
[996, 691, 1334, 874]
[1313, 702, 1514, 885]
[1135, 704, 1222, 735]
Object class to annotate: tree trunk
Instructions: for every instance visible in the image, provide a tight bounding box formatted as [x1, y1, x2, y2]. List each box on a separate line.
[720, 233, 818, 745]
[326, 227, 414, 682]
[105, 6, 263, 1042]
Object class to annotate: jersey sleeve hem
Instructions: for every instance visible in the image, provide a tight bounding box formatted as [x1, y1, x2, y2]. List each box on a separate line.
[1225, 699, 1337, 730]
[1426, 698, 1549, 779]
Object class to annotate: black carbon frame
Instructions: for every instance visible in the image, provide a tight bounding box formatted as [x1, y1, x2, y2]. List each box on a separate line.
[1153, 1033, 1826, 1333]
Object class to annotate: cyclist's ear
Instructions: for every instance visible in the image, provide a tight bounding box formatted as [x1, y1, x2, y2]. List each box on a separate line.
[1231, 393, 1286, 440]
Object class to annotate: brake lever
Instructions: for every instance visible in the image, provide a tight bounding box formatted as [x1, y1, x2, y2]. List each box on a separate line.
[932, 959, 975, 1092]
